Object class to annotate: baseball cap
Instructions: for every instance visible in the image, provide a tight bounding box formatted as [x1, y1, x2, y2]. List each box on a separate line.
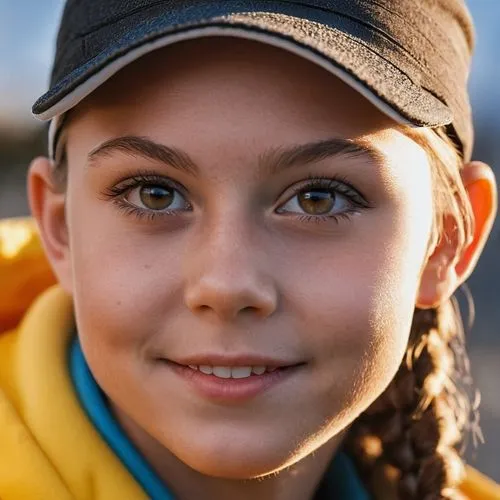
[32, 0, 476, 161]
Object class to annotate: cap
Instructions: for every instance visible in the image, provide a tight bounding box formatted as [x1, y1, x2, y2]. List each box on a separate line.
[33, 0, 476, 161]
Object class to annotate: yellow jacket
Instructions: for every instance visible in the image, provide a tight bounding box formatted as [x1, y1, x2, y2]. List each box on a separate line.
[0, 217, 499, 500]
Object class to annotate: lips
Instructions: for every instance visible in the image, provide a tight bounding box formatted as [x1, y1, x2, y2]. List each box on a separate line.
[187, 365, 278, 379]
[161, 355, 304, 401]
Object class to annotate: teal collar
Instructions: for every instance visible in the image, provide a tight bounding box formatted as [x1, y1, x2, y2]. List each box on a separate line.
[70, 337, 174, 499]
[70, 337, 369, 500]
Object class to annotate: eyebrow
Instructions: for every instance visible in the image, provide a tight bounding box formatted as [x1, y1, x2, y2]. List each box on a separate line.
[88, 136, 198, 175]
[87, 135, 384, 175]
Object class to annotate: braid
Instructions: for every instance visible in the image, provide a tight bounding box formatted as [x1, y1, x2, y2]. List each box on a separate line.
[345, 127, 479, 500]
[346, 301, 478, 499]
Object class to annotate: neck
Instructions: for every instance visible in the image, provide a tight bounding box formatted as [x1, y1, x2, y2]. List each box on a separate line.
[113, 404, 344, 500]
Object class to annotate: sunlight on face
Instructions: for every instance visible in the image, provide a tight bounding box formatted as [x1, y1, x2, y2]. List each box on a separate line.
[64, 37, 434, 478]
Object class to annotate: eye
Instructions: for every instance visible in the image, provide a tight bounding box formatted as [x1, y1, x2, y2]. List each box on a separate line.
[277, 177, 366, 219]
[282, 189, 348, 216]
[126, 184, 189, 212]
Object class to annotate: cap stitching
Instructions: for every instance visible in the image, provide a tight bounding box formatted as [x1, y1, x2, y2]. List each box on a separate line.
[74, 0, 170, 38]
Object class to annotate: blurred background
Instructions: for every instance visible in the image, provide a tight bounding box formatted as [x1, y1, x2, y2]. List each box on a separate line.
[0, 0, 498, 482]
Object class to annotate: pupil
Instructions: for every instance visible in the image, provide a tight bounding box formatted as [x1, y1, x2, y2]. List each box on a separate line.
[140, 186, 174, 210]
[298, 191, 335, 214]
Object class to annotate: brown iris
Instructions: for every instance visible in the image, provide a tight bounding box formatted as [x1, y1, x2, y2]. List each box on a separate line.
[139, 186, 174, 210]
[298, 190, 335, 215]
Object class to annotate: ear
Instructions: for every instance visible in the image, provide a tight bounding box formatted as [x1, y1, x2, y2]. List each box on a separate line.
[27, 157, 73, 294]
[417, 161, 497, 309]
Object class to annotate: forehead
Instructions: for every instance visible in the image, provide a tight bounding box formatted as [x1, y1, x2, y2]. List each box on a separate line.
[68, 36, 396, 140]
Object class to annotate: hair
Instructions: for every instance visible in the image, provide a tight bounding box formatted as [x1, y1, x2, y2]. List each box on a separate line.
[345, 127, 480, 500]
[50, 125, 480, 499]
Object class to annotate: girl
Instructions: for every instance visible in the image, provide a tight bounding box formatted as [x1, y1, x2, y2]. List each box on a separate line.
[0, 1, 499, 498]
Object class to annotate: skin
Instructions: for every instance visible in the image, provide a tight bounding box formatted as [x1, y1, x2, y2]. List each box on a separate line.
[28, 37, 497, 500]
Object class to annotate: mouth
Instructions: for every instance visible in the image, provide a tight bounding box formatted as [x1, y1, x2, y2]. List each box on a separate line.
[177, 364, 280, 379]
[160, 357, 305, 402]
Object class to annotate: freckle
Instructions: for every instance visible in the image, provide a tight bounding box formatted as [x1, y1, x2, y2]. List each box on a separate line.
[144, 264, 151, 270]
[116, 300, 122, 306]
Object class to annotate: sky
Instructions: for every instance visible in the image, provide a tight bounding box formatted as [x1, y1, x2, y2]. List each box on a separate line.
[0, 0, 499, 130]
[0, 0, 64, 128]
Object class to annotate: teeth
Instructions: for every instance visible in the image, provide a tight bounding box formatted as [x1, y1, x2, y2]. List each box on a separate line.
[189, 365, 277, 379]
[251, 366, 266, 375]
[212, 366, 231, 379]
[231, 367, 253, 379]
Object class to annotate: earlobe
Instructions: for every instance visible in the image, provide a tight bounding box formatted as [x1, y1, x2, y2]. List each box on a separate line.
[27, 157, 73, 294]
[416, 161, 497, 309]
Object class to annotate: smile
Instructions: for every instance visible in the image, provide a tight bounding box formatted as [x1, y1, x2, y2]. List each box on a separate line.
[187, 365, 278, 379]
[161, 357, 304, 402]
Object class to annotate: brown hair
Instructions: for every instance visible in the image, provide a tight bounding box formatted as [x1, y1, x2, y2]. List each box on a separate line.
[51, 126, 480, 499]
[346, 127, 480, 499]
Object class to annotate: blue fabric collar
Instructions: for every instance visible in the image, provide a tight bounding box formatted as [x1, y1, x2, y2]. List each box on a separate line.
[70, 337, 369, 500]
[70, 337, 174, 499]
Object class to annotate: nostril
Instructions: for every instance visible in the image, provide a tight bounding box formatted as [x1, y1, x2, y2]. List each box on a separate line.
[195, 305, 258, 314]
[241, 306, 258, 314]
[185, 286, 277, 320]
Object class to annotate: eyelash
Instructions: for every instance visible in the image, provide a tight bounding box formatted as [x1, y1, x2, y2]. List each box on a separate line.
[100, 171, 372, 224]
[101, 172, 190, 221]
[283, 174, 371, 224]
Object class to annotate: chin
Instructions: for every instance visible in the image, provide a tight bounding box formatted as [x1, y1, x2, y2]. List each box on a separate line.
[182, 458, 293, 480]
[172, 441, 302, 480]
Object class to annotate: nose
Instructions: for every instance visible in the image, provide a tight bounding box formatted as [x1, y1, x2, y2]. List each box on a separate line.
[183, 225, 278, 323]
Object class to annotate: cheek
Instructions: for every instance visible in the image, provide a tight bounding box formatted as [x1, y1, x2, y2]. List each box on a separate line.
[287, 207, 431, 417]
[67, 195, 186, 360]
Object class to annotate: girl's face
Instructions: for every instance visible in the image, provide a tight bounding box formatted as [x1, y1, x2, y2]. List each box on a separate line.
[62, 37, 435, 478]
